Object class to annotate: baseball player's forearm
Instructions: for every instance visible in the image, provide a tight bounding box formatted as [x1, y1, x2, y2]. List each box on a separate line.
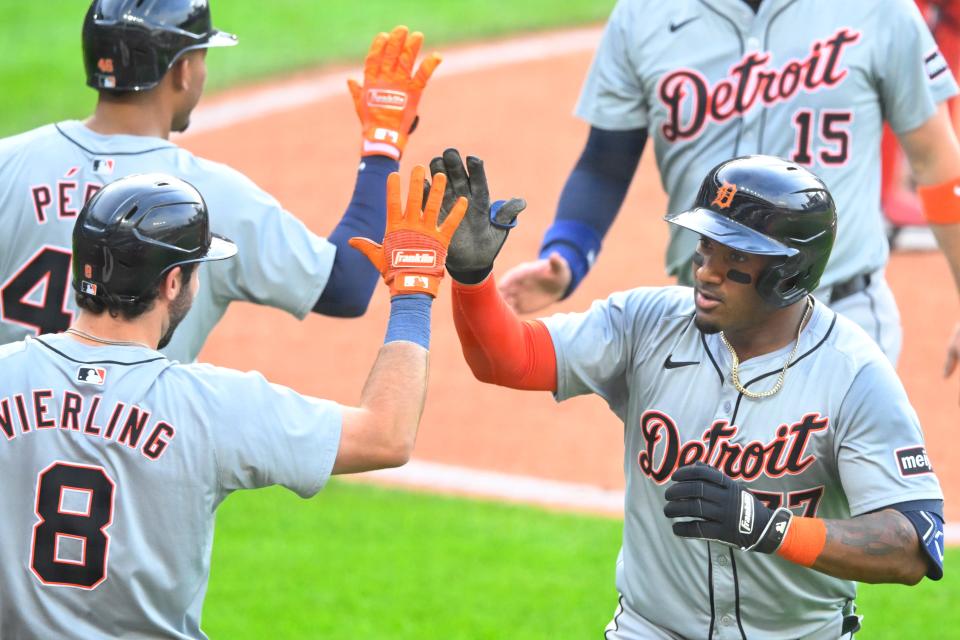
[334, 338, 429, 474]
[538, 127, 646, 297]
[900, 103, 960, 296]
[451, 276, 557, 391]
[314, 156, 398, 317]
[929, 223, 960, 296]
[803, 510, 929, 585]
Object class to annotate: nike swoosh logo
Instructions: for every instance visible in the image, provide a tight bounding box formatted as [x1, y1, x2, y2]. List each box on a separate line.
[669, 17, 699, 32]
[664, 355, 700, 369]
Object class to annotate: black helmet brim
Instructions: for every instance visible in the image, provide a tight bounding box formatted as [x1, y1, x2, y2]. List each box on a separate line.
[666, 207, 800, 257]
[204, 234, 238, 262]
[201, 29, 239, 49]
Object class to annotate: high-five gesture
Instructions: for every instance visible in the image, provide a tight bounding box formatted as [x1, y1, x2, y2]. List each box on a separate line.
[348, 26, 442, 160]
[350, 166, 467, 297]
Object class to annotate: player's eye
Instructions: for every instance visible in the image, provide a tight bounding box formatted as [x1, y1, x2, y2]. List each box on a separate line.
[698, 237, 712, 252]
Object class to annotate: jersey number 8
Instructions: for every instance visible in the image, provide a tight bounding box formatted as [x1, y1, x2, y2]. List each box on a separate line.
[30, 461, 116, 590]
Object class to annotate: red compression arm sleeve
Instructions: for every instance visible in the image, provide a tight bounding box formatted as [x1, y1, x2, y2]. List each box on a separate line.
[451, 276, 558, 391]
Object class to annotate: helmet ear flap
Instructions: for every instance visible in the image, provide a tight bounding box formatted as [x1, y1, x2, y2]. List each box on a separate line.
[756, 256, 807, 308]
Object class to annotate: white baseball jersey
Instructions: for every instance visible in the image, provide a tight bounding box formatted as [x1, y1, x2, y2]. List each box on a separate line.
[0, 121, 336, 362]
[543, 287, 942, 639]
[577, 0, 958, 285]
[0, 333, 342, 639]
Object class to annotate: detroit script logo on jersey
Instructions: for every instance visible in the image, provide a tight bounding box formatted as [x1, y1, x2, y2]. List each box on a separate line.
[656, 28, 861, 142]
[636, 410, 829, 484]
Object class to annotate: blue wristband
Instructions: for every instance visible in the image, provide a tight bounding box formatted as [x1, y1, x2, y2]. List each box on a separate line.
[384, 294, 433, 349]
[539, 220, 602, 297]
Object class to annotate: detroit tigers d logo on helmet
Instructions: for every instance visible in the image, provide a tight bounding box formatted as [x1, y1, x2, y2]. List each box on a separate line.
[72, 174, 237, 303]
[665, 155, 837, 308]
[82, 0, 238, 92]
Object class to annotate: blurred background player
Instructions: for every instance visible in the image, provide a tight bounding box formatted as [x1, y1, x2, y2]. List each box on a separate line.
[435, 150, 944, 639]
[0, 0, 440, 362]
[883, 1, 960, 244]
[497, 0, 960, 385]
[0, 168, 465, 638]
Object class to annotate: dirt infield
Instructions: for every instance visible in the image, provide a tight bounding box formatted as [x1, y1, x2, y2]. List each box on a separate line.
[179, 33, 960, 521]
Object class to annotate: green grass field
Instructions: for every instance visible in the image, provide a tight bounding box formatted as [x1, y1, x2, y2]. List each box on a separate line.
[0, 0, 612, 137]
[206, 482, 958, 639]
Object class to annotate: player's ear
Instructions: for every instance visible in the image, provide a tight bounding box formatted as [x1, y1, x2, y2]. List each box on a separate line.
[169, 57, 190, 92]
[160, 267, 183, 302]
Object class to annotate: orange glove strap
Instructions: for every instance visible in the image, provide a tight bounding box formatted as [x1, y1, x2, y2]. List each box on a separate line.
[918, 176, 960, 224]
[776, 516, 827, 567]
[451, 276, 558, 391]
[382, 229, 447, 296]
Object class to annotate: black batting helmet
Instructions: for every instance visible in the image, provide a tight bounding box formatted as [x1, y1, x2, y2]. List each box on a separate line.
[83, 0, 237, 92]
[73, 174, 237, 303]
[665, 155, 837, 308]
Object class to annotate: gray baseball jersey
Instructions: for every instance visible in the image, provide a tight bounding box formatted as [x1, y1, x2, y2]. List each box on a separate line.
[542, 287, 942, 639]
[0, 121, 335, 362]
[0, 333, 341, 639]
[576, 0, 958, 285]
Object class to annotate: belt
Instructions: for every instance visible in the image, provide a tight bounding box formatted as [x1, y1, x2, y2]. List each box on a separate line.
[829, 273, 872, 304]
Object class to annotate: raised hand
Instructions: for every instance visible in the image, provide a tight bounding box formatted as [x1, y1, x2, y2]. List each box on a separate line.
[428, 148, 526, 284]
[349, 166, 467, 297]
[348, 26, 441, 160]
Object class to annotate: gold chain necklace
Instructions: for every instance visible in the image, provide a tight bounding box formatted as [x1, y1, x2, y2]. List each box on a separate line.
[719, 297, 813, 399]
[65, 328, 150, 350]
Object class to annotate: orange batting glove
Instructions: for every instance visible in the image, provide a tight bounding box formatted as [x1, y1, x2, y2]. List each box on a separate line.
[349, 166, 467, 297]
[347, 26, 442, 160]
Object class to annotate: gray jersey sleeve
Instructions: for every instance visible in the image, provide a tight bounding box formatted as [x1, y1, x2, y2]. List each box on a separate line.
[197, 365, 343, 500]
[543, 287, 686, 417]
[878, 0, 959, 134]
[195, 162, 336, 319]
[574, 0, 649, 130]
[834, 359, 942, 516]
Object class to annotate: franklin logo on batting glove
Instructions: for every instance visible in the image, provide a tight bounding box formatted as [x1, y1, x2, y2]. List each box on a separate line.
[393, 250, 437, 267]
[349, 165, 466, 298]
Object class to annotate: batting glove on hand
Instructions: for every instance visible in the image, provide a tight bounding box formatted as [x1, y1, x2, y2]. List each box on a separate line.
[348, 26, 441, 160]
[428, 148, 526, 284]
[349, 166, 467, 297]
[663, 462, 792, 553]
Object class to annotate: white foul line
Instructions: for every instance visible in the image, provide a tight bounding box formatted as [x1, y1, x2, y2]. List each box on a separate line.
[354, 459, 624, 515]
[182, 26, 959, 545]
[182, 26, 603, 136]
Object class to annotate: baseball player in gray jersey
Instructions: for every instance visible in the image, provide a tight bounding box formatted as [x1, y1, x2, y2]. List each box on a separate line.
[0, 169, 466, 639]
[498, 0, 960, 381]
[434, 150, 944, 638]
[0, 0, 441, 362]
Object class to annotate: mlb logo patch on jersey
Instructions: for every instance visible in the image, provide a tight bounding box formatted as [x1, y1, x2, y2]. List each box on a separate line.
[77, 367, 106, 385]
[93, 158, 115, 176]
[80, 281, 98, 295]
[896, 446, 933, 476]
